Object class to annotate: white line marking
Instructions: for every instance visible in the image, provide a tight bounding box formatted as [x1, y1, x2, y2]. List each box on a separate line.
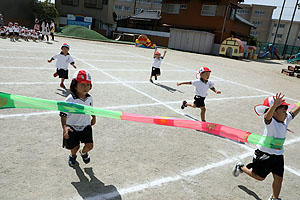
[285, 166, 300, 177]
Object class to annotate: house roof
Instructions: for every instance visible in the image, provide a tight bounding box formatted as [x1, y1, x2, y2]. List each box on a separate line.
[235, 14, 256, 29]
[131, 10, 161, 20]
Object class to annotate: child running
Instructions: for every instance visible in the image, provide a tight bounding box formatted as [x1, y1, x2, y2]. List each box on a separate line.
[149, 48, 167, 83]
[177, 67, 221, 122]
[48, 43, 76, 89]
[60, 69, 96, 167]
[232, 93, 300, 200]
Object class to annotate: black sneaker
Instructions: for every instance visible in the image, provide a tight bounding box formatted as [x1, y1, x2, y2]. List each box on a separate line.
[68, 155, 77, 167]
[80, 150, 90, 164]
[149, 79, 153, 83]
[181, 101, 187, 109]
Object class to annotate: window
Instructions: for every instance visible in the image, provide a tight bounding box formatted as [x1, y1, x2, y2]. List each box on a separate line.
[297, 36, 300, 40]
[253, 20, 262, 27]
[250, 31, 260, 36]
[279, 24, 285, 28]
[135, 8, 143, 14]
[255, 10, 265, 16]
[201, 5, 217, 16]
[103, 0, 108, 5]
[61, 0, 78, 6]
[115, 5, 122, 10]
[277, 34, 283, 38]
[274, 23, 277, 27]
[272, 33, 275, 36]
[137, 0, 152, 4]
[167, 4, 180, 14]
[84, 0, 97, 8]
[123, 6, 131, 11]
[236, 9, 249, 15]
[154, 0, 162, 4]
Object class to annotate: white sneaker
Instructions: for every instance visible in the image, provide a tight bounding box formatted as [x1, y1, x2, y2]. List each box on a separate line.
[269, 195, 281, 200]
[232, 161, 244, 177]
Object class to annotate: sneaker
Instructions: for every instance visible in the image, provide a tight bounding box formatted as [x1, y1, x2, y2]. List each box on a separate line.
[79, 149, 90, 164]
[53, 72, 58, 77]
[232, 161, 244, 177]
[60, 83, 66, 89]
[155, 76, 157, 80]
[149, 79, 153, 83]
[68, 155, 77, 167]
[269, 195, 281, 200]
[181, 101, 187, 109]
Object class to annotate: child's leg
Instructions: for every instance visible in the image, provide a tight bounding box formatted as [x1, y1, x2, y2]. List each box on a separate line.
[82, 143, 93, 154]
[46, 35, 49, 42]
[200, 106, 206, 122]
[271, 173, 283, 199]
[71, 145, 80, 156]
[240, 166, 265, 181]
[186, 102, 197, 108]
[61, 78, 65, 84]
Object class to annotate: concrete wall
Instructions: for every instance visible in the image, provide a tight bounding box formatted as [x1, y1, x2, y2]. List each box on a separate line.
[0, 0, 34, 27]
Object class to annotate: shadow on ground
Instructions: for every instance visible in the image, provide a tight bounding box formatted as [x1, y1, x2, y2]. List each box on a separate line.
[72, 165, 122, 200]
[153, 82, 183, 93]
[55, 88, 71, 97]
[238, 185, 262, 200]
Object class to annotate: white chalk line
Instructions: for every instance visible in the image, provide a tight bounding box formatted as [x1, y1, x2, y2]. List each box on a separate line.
[4, 66, 189, 72]
[0, 94, 269, 119]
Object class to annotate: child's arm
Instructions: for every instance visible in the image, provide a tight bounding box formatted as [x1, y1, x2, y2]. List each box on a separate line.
[161, 50, 167, 59]
[48, 57, 54, 63]
[91, 115, 96, 126]
[153, 48, 157, 57]
[265, 93, 285, 123]
[291, 102, 300, 118]
[210, 87, 221, 94]
[70, 63, 77, 69]
[177, 81, 192, 86]
[60, 115, 73, 139]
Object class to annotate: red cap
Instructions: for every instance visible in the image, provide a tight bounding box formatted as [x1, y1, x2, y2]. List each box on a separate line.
[73, 70, 91, 84]
[254, 96, 290, 116]
[155, 51, 161, 56]
[199, 67, 211, 74]
[61, 43, 70, 49]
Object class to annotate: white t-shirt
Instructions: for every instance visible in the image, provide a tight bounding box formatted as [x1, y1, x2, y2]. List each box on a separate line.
[152, 57, 163, 68]
[52, 52, 75, 70]
[191, 79, 214, 97]
[257, 112, 293, 155]
[7, 26, 14, 33]
[61, 93, 93, 131]
[14, 27, 20, 33]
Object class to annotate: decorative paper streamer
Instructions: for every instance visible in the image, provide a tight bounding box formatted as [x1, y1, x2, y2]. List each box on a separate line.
[288, 101, 300, 111]
[0, 92, 288, 149]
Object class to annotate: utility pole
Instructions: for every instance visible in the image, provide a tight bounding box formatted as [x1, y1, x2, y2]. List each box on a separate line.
[133, 0, 137, 14]
[282, 0, 300, 58]
[272, 0, 286, 46]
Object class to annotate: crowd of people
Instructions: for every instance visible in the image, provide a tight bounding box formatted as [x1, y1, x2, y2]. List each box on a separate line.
[0, 18, 55, 42]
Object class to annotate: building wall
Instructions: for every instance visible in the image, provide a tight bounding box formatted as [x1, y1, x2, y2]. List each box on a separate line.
[237, 4, 276, 42]
[114, 0, 162, 20]
[268, 19, 300, 46]
[55, 0, 115, 30]
[0, 0, 34, 27]
[161, 0, 248, 43]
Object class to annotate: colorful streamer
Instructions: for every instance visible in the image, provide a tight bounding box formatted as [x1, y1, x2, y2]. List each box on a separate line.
[0, 92, 288, 149]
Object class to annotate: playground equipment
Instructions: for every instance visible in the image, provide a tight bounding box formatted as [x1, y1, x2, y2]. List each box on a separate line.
[247, 46, 258, 59]
[281, 65, 300, 78]
[287, 52, 300, 64]
[219, 37, 244, 59]
[135, 34, 156, 49]
[259, 44, 280, 59]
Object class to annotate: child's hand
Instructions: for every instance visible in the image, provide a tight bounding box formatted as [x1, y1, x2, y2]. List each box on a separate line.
[164, 50, 167, 53]
[63, 126, 73, 139]
[273, 93, 285, 107]
[216, 91, 221, 94]
[177, 83, 181, 86]
[48, 59, 52, 63]
[91, 116, 96, 126]
[73, 65, 77, 69]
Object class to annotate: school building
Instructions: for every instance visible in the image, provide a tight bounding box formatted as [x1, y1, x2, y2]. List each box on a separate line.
[55, 0, 116, 37]
[0, 0, 34, 27]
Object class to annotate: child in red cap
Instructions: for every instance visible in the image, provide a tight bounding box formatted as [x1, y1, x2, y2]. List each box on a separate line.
[233, 93, 300, 200]
[177, 67, 221, 122]
[60, 69, 96, 167]
[149, 48, 167, 83]
[48, 43, 76, 89]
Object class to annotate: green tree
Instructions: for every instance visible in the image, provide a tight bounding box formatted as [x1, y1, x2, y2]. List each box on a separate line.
[33, 0, 59, 21]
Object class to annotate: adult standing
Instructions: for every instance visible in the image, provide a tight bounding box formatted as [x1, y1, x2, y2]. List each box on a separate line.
[50, 20, 55, 41]
[41, 20, 50, 42]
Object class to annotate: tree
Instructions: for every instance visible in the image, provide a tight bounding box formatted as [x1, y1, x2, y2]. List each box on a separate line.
[33, 0, 59, 21]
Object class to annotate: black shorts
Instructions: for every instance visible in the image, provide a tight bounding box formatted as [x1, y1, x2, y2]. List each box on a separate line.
[246, 149, 284, 178]
[14, 32, 19, 36]
[151, 67, 160, 76]
[194, 95, 206, 107]
[63, 125, 93, 150]
[9, 32, 14, 36]
[57, 68, 68, 79]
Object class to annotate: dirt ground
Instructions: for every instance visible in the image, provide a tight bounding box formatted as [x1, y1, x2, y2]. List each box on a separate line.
[0, 36, 299, 200]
